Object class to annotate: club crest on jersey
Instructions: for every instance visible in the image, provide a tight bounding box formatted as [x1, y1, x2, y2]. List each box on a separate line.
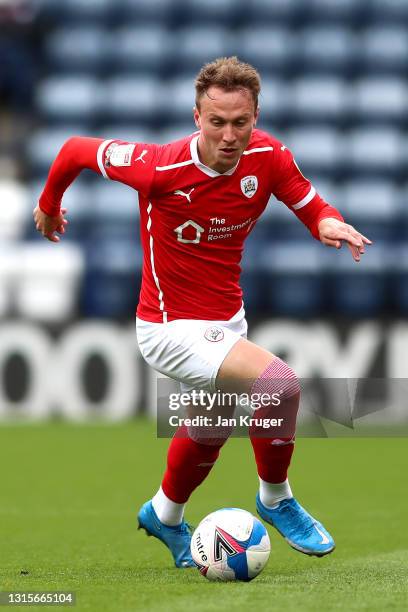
[241, 175, 258, 199]
[204, 326, 224, 343]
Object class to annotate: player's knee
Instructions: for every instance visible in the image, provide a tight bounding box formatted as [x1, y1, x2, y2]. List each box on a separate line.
[187, 424, 232, 447]
[251, 356, 300, 401]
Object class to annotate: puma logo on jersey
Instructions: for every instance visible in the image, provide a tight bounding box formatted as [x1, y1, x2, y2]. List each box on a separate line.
[174, 188, 194, 203]
[135, 149, 148, 164]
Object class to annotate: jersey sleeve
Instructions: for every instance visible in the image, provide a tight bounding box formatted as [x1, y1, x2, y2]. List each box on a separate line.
[96, 139, 160, 197]
[39, 136, 160, 217]
[272, 145, 343, 240]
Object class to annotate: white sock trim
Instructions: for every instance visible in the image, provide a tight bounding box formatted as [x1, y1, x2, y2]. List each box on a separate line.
[151, 486, 185, 526]
[259, 477, 293, 509]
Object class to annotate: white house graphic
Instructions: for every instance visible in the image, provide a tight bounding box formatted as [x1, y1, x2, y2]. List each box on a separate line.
[174, 220, 205, 244]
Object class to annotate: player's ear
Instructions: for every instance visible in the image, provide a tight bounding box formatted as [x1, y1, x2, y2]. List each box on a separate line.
[193, 107, 201, 129]
[254, 107, 260, 126]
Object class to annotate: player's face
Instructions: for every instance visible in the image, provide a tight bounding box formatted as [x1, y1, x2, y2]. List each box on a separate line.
[194, 86, 259, 173]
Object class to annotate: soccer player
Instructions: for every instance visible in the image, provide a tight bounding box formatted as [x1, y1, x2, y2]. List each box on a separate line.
[34, 57, 371, 568]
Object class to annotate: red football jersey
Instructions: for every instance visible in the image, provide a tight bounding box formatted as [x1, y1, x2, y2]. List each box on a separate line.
[39, 128, 343, 322]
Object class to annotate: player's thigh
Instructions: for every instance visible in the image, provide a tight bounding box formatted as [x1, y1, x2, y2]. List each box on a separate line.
[216, 337, 276, 395]
[185, 396, 236, 420]
[137, 317, 245, 391]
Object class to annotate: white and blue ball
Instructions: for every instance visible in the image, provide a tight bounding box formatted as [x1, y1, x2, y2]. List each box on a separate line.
[190, 508, 270, 581]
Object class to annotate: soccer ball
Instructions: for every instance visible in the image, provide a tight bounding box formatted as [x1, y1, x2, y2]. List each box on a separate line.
[190, 508, 270, 581]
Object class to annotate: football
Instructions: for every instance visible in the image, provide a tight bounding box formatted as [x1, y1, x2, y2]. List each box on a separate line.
[190, 508, 270, 581]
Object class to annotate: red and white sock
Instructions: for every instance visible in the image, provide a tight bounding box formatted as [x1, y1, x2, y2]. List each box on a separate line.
[152, 426, 225, 525]
[152, 486, 186, 526]
[258, 477, 293, 508]
[249, 357, 300, 506]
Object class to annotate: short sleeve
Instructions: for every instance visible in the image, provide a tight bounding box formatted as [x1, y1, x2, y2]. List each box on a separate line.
[96, 140, 161, 198]
[272, 145, 315, 209]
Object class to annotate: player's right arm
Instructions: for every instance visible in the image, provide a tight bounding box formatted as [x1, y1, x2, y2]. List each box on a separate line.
[34, 136, 159, 242]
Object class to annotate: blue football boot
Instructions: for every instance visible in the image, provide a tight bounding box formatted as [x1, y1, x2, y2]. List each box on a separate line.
[137, 500, 195, 568]
[256, 494, 335, 557]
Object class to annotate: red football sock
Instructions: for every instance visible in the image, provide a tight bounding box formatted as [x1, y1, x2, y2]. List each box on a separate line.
[161, 426, 225, 503]
[249, 358, 300, 483]
[250, 436, 295, 483]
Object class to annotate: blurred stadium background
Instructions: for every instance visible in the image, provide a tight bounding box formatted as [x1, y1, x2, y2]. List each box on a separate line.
[1, 0, 408, 422]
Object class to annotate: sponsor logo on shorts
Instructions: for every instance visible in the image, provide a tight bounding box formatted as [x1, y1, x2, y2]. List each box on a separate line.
[204, 326, 224, 342]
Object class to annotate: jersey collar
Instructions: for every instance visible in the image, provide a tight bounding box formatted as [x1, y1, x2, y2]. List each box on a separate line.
[190, 134, 240, 178]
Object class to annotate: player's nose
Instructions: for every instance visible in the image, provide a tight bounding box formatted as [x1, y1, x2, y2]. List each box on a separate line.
[221, 124, 237, 143]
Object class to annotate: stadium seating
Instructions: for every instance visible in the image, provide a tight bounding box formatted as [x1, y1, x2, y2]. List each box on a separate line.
[36, 76, 101, 121]
[163, 77, 197, 121]
[19, 0, 407, 319]
[173, 27, 234, 71]
[181, 0, 245, 25]
[296, 27, 357, 74]
[92, 181, 140, 222]
[81, 239, 142, 318]
[369, 0, 408, 21]
[246, 0, 302, 24]
[306, 0, 361, 23]
[393, 245, 408, 313]
[260, 242, 325, 316]
[340, 179, 398, 242]
[325, 244, 388, 316]
[102, 76, 162, 122]
[0, 246, 19, 317]
[45, 27, 107, 72]
[110, 26, 173, 73]
[15, 243, 84, 322]
[239, 27, 296, 74]
[0, 180, 29, 242]
[115, 0, 178, 25]
[289, 77, 349, 124]
[27, 126, 92, 172]
[285, 127, 344, 175]
[352, 78, 408, 123]
[40, 0, 111, 23]
[256, 78, 290, 122]
[347, 127, 403, 176]
[359, 27, 408, 73]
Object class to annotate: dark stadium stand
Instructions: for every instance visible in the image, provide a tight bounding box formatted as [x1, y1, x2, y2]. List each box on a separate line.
[21, 0, 408, 319]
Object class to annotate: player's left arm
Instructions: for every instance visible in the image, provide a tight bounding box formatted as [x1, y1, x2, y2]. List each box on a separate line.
[272, 146, 372, 262]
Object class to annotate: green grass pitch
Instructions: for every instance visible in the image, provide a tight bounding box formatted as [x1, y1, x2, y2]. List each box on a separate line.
[0, 420, 407, 611]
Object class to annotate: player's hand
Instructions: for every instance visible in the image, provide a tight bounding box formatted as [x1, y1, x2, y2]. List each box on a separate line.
[318, 217, 372, 262]
[33, 205, 68, 243]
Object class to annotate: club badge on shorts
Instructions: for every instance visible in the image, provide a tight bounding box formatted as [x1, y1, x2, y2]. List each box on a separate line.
[204, 326, 224, 342]
[241, 175, 258, 199]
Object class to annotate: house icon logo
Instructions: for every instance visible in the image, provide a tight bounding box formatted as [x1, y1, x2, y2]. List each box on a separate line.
[174, 220, 205, 244]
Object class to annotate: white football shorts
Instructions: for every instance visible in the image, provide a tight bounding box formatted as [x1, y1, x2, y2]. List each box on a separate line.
[136, 305, 247, 392]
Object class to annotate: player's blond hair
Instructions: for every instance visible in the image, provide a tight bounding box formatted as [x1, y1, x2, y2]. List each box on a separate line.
[195, 57, 261, 111]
